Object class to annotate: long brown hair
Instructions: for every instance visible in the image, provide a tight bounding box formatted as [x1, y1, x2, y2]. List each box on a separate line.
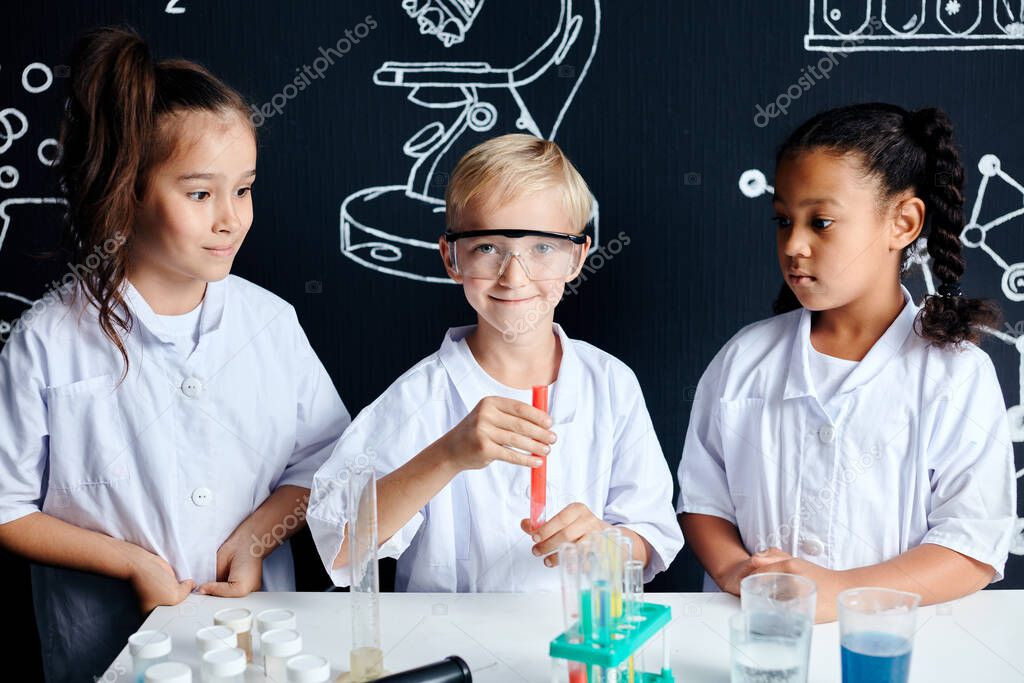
[772, 103, 999, 348]
[58, 26, 253, 377]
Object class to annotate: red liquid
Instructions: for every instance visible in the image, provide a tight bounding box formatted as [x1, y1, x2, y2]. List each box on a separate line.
[530, 385, 549, 529]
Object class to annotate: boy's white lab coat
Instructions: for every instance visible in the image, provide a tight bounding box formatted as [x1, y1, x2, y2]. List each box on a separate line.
[677, 286, 1017, 590]
[0, 275, 350, 681]
[308, 324, 683, 592]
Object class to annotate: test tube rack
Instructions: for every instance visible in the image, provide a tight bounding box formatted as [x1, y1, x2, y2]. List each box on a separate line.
[549, 599, 674, 682]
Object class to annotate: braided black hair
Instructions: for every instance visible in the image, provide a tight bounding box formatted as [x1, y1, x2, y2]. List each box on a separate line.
[772, 103, 999, 347]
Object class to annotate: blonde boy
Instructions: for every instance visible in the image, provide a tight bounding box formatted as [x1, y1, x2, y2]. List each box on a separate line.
[308, 134, 682, 591]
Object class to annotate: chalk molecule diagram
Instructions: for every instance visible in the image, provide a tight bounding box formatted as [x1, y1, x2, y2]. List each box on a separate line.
[0, 61, 64, 336]
[804, 0, 1024, 51]
[739, 159, 1024, 555]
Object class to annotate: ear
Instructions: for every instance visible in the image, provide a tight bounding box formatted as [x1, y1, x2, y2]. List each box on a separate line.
[565, 235, 592, 282]
[890, 196, 926, 252]
[438, 235, 463, 283]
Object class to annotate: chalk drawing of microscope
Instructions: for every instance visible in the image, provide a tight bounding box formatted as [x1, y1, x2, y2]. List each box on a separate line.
[340, 0, 601, 284]
[805, 0, 1024, 51]
[738, 163, 1024, 556]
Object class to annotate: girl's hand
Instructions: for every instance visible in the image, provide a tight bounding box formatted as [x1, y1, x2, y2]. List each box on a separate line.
[123, 542, 196, 614]
[520, 503, 610, 568]
[749, 554, 851, 623]
[198, 538, 263, 598]
[714, 547, 794, 596]
[440, 396, 556, 472]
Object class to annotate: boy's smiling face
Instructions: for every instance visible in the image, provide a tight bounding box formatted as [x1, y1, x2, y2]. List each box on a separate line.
[441, 186, 590, 341]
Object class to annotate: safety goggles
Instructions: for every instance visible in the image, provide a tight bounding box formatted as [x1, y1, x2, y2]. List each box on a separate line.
[444, 229, 587, 281]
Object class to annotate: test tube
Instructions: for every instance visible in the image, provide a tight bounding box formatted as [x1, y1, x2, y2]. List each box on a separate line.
[530, 385, 549, 529]
[559, 543, 587, 683]
[586, 531, 612, 647]
[624, 560, 645, 624]
[348, 463, 384, 680]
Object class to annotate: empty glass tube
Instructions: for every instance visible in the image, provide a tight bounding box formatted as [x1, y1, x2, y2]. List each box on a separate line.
[348, 463, 384, 680]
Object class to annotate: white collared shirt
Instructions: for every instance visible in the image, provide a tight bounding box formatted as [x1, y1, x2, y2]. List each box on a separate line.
[308, 324, 683, 592]
[677, 286, 1017, 590]
[0, 275, 350, 649]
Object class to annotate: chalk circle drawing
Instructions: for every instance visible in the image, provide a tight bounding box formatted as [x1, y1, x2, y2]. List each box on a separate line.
[21, 63, 52, 94]
[0, 166, 18, 190]
[0, 197, 68, 329]
[0, 108, 29, 155]
[739, 160, 1024, 555]
[402, 0, 488, 48]
[340, 0, 602, 284]
[36, 138, 60, 167]
[806, 0, 1024, 50]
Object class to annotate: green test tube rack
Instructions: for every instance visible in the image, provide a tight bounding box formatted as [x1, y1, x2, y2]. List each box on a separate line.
[549, 598, 674, 682]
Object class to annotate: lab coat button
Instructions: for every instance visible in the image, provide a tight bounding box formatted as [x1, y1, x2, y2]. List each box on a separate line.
[181, 377, 203, 398]
[818, 424, 836, 444]
[191, 487, 213, 506]
[800, 537, 825, 556]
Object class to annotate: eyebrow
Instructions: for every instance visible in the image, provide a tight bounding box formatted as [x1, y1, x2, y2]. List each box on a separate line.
[772, 196, 843, 208]
[177, 169, 256, 182]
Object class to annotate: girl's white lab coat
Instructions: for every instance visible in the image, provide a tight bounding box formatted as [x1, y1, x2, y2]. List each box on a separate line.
[308, 324, 683, 592]
[0, 275, 350, 681]
[677, 287, 1017, 591]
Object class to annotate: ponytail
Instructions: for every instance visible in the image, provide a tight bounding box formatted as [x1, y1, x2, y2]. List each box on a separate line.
[58, 26, 253, 378]
[773, 103, 999, 347]
[908, 108, 999, 346]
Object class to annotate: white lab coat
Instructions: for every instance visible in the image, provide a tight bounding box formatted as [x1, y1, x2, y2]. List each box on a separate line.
[0, 275, 350, 681]
[677, 286, 1017, 591]
[308, 324, 683, 593]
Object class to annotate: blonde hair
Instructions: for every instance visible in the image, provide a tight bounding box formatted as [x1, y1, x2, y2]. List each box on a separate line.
[445, 134, 593, 232]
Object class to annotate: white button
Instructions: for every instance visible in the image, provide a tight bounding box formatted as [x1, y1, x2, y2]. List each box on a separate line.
[800, 537, 825, 557]
[191, 487, 213, 506]
[181, 377, 203, 398]
[818, 424, 836, 444]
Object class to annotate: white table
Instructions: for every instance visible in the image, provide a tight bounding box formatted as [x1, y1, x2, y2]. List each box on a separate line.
[104, 591, 1024, 682]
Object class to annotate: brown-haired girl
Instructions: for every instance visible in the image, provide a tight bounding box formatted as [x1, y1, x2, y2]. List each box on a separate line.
[677, 103, 1016, 622]
[0, 27, 350, 680]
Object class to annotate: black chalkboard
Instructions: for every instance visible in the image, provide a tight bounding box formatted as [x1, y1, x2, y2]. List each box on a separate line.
[2, 2, 1022, 673]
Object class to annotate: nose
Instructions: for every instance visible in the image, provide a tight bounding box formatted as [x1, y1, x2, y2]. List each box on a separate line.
[497, 252, 531, 288]
[780, 224, 811, 259]
[214, 195, 241, 234]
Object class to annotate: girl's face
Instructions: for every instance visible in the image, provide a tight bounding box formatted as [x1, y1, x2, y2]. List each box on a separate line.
[133, 110, 257, 286]
[440, 187, 590, 341]
[772, 149, 922, 313]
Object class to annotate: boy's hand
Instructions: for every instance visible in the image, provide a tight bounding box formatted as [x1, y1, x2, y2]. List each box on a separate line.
[749, 554, 850, 623]
[122, 542, 196, 615]
[521, 502, 609, 568]
[714, 547, 793, 596]
[441, 396, 556, 471]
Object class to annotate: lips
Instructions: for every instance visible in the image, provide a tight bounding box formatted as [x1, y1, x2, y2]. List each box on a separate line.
[489, 295, 538, 304]
[787, 271, 816, 287]
[204, 244, 235, 255]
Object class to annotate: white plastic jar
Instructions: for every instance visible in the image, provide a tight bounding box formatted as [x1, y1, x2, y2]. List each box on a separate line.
[213, 608, 253, 662]
[195, 626, 237, 655]
[255, 608, 297, 652]
[143, 661, 192, 683]
[200, 647, 246, 683]
[286, 654, 331, 683]
[128, 630, 172, 682]
[261, 628, 303, 682]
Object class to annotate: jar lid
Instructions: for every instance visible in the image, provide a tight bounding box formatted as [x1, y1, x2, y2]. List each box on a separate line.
[286, 654, 330, 683]
[143, 661, 192, 683]
[201, 647, 246, 677]
[128, 630, 172, 659]
[261, 628, 303, 658]
[257, 608, 297, 633]
[213, 607, 253, 632]
[195, 625, 237, 653]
